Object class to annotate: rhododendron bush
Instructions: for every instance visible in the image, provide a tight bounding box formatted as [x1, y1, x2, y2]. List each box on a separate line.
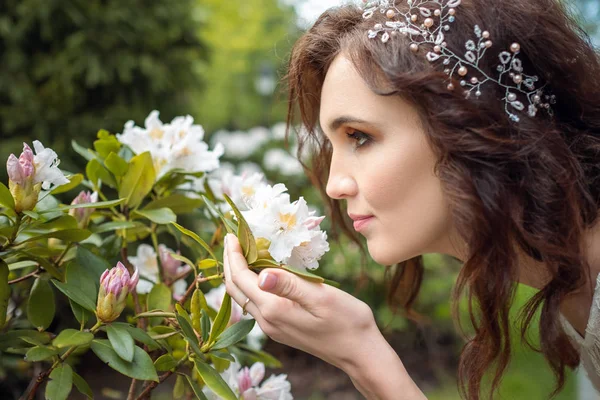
[0, 112, 330, 400]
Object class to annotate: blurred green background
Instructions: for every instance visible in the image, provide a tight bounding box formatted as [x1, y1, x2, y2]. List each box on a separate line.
[0, 0, 598, 398]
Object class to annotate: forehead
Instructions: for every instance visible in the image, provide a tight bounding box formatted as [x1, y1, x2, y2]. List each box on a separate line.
[319, 54, 419, 132]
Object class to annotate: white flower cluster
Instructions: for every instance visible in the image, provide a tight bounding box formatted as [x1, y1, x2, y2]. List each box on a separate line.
[203, 360, 293, 400]
[210, 172, 329, 271]
[116, 110, 224, 179]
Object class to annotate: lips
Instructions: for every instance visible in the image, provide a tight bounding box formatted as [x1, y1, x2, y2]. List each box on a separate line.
[348, 213, 374, 232]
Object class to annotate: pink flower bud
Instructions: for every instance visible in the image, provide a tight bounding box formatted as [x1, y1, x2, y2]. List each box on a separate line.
[96, 261, 139, 323]
[158, 245, 186, 278]
[69, 191, 97, 228]
[238, 367, 253, 394]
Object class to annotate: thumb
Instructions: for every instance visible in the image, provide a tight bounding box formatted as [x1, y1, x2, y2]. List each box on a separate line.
[257, 268, 320, 308]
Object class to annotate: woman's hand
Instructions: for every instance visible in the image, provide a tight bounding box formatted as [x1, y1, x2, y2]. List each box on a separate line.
[222, 233, 376, 370]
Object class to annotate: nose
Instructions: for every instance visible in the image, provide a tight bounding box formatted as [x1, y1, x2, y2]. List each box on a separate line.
[325, 151, 358, 200]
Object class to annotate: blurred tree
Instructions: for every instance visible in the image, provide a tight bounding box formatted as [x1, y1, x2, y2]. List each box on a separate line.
[193, 0, 300, 132]
[0, 0, 207, 173]
[572, 0, 600, 46]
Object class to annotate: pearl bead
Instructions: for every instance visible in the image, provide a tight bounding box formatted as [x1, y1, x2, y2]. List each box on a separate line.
[513, 74, 523, 84]
[442, 41, 447, 47]
[449, 8, 456, 15]
[533, 95, 541, 103]
[424, 18, 434, 28]
[482, 31, 490, 39]
[391, 31, 398, 36]
[460, 80, 466, 86]
[375, 23, 382, 30]
[434, 45, 441, 53]
[458, 66, 468, 76]
[471, 77, 478, 84]
[434, 9, 441, 16]
[386, 9, 396, 19]
[510, 43, 521, 53]
[507, 93, 517, 102]
[444, 69, 450, 74]
[476, 91, 482, 97]
[410, 43, 419, 53]
[485, 40, 493, 48]
[411, 14, 418, 22]
[447, 83, 455, 91]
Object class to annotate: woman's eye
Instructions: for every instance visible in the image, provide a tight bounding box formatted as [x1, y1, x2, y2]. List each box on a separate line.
[346, 130, 371, 149]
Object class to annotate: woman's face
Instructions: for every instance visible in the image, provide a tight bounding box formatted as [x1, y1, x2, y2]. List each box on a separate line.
[320, 54, 459, 264]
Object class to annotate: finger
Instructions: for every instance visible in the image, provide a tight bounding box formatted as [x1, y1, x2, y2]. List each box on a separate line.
[257, 268, 325, 310]
[225, 234, 272, 307]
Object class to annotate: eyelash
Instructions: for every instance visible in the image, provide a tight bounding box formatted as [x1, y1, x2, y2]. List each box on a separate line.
[346, 130, 372, 149]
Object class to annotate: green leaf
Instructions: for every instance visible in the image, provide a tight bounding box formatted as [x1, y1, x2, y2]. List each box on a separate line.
[147, 283, 172, 313]
[7, 260, 37, 271]
[45, 363, 73, 400]
[154, 354, 178, 371]
[59, 198, 125, 211]
[27, 277, 56, 331]
[212, 319, 255, 350]
[175, 305, 199, 348]
[110, 322, 162, 350]
[222, 194, 258, 264]
[193, 360, 237, 400]
[91, 339, 159, 382]
[173, 374, 185, 399]
[0, 182, 15, 210]
[190, 289, 208, 334]
[209, 349, 235, 363]
[52, 280, 96, 312]
[171, 222, 216, 260]
[133, 207, 176, 224]
[75, 246, 112, 282]
[0, 330, 51, 351]
[72, 371, 94, 399]
[107, 324, 135, 362]
[70, 299, 93, 326]
[86, 158, 117, 188]
[51, 174, 84, 195]
[15, 252, 62, 281]
[0, 259, 9, 328]
[184, 374, 209, 400]
[118, 151, 156, 209]
[18, 229, 92, 245]
[22, 210, 40, 220]
[93, 135, 121, 159]
[66, 261, 99, 303]
[200, 310, 210, 343]
[25, 346, 58, 362]
[134, 311, 176, 319]
[280, 265, 325, 283]
[145, 194, 203, 215]
[42, 215, 78, 231]
[52, 329, 94, 348]
[234, 343, 282, 369]
[90, 220, 138, 234]
[104, 152, 129, 177]
[72, 140, 96, 162]
[208, 291, 231, 346]
[169, 253, 196, 273]
[197, 259, 218, 270]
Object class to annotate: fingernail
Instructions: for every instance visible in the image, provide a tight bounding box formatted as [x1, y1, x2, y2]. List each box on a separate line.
[259, 273, 277, 291]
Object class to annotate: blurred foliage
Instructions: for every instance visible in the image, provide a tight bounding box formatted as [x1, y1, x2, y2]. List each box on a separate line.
[193, 0, 300, 132]
[0, 0, 208, 177]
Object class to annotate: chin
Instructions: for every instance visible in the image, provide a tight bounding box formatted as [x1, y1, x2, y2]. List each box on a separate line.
[366, 240, 411, 266]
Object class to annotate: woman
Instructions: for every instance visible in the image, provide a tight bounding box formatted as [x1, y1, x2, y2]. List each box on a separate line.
[223, 0, 600, 398]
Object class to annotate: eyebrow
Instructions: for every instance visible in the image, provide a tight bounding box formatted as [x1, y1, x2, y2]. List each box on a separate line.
[327, 116, 376, 133]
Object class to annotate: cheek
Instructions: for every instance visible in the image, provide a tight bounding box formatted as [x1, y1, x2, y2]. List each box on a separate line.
[361, 142, 451, 264]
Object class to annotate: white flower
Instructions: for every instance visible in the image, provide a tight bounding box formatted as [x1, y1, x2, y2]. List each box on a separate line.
[116, 110, 224, 179]
[128, 244, 188, 299]
[263, 148, 304, 176]
[31, 141, 70, 190]
[203, 360, 292, 400]
[284, 230, 329, 271]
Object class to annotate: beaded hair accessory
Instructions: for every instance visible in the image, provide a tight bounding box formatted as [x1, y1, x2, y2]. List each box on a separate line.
[362, 0, 556, 122]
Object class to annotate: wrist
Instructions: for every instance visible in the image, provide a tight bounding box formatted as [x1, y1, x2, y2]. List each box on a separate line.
[341, 324, 426, 400]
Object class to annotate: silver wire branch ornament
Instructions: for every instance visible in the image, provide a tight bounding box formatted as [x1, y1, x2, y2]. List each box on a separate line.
[362, 0, 556, 122]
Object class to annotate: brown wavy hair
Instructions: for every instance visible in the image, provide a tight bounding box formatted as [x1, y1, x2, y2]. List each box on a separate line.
[284, 0, 600, 398]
